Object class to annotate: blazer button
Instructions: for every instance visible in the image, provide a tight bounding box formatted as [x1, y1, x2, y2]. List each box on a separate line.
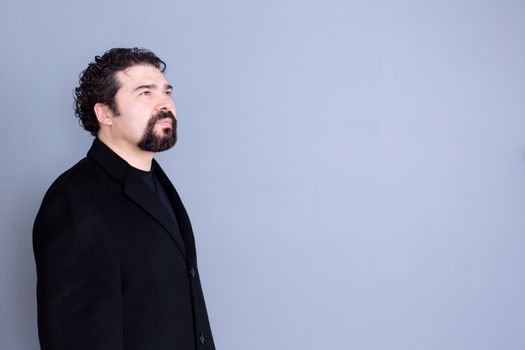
[199, 332, 205, 344]
[190, 267, 196, 278]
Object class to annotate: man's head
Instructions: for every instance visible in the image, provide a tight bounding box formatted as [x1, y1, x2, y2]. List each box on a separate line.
[74, 48, 177, 153]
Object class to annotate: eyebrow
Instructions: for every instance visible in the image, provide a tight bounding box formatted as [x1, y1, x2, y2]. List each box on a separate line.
[134, 84, 173, 92]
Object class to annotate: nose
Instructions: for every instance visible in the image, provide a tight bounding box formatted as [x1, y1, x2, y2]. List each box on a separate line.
[156, 94, 175, 113]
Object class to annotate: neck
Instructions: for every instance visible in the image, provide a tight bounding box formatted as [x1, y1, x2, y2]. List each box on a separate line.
[97, 134, 154, 171]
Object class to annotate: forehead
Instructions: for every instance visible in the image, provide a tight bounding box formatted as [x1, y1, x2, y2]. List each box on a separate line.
[115, 64, 168, 90]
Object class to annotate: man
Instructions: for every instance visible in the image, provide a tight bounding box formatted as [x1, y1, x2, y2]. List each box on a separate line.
[33, 48, 215, 350]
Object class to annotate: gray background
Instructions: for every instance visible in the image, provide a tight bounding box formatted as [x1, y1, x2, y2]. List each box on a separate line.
[1, 0, 524, 349]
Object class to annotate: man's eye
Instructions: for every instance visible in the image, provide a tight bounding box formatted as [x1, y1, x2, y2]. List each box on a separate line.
[165, 90, 173, 96]
[141, 91, 151, 96]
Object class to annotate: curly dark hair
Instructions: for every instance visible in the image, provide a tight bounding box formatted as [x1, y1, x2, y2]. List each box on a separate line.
[74, 47, 167, 136]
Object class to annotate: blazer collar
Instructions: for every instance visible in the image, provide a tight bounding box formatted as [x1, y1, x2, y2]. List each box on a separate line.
[86, 137, 130, 182]
[86, 138, 188, 260]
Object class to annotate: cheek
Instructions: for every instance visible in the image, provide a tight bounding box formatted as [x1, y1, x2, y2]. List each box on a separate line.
[115, 116, 149, 139]
[134, 119, 152, 137]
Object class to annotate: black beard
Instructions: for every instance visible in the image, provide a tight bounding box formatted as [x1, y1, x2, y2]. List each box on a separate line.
[138, 110, 177, 152]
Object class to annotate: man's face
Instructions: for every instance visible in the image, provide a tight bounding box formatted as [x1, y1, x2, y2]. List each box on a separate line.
[110, 65, 177, 153]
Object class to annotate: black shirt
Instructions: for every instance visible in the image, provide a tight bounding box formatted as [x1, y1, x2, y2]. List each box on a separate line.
[133, 167, 181, 236]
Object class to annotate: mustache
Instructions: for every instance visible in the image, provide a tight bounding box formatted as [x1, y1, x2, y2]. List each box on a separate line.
[153, 110, 176, 123]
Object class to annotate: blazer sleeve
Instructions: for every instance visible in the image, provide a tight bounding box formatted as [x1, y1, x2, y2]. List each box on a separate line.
[33, 185, 124, 350]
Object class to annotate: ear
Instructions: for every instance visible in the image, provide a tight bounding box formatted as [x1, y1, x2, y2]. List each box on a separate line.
[94, 103, 114, 126]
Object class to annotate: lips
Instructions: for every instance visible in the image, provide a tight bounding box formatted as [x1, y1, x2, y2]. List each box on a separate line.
[156, 118, 173, 127]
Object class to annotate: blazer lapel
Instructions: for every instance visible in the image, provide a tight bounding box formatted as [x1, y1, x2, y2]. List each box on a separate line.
[87, 138, 187, 260]
[123, 171, 188, 260]
[153, 161, 197, 261]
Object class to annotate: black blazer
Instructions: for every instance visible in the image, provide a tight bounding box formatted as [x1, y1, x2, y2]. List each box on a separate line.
[33, 138, 215, 350]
